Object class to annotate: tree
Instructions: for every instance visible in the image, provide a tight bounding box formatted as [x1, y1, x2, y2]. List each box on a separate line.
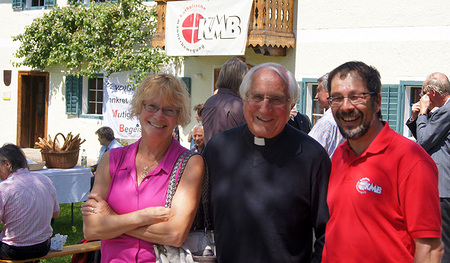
[13, 0, 179, 84]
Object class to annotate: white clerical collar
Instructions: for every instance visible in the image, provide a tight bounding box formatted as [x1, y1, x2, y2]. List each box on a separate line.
[254, 137, 265, 146]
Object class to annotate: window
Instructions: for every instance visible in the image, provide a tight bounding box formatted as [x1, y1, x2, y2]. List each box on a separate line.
[32, 0, 44, 6]
[12, 0, 55, 10]
[298, 79, 319, 126]
[410, 86, 422, 104]
[88, 77, 103, 115]
[66, 74, 103, 119]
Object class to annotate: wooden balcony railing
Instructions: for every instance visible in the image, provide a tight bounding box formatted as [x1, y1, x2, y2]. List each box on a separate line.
[152, 0, 296, 56]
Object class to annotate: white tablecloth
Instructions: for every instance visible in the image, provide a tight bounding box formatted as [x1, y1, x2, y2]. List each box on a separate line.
[38, 166, 91, 204]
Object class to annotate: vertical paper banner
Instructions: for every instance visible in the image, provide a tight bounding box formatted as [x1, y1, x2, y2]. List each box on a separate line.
[103, 71, 141, 139]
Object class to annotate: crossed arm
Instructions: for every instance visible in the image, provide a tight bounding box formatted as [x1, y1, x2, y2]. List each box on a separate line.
[82, 151, 204, 247]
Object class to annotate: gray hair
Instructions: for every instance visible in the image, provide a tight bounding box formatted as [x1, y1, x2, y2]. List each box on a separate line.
[239, 62, 299, 104]
[317, 73, 329, 92]
[192, 123, 203, 132]
[423, 72, 450, 96]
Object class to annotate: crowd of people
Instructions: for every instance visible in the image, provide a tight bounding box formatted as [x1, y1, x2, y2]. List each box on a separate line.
[0, 59, 448, 263]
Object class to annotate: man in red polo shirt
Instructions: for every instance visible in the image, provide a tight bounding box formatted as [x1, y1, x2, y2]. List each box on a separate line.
[322, 61, 443, 262]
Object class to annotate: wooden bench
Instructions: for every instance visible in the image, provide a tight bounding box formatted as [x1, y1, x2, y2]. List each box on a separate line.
[0, 241, 101, 263]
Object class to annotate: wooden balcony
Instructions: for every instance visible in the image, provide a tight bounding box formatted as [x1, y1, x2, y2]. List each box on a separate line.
[152, 0, 296, 56]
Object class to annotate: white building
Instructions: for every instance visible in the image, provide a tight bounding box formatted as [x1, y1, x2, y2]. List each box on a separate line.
[1, 0, 449, 164]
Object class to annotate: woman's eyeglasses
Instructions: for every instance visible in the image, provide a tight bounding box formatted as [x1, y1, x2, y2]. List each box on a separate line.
[143, 103, 178, 117]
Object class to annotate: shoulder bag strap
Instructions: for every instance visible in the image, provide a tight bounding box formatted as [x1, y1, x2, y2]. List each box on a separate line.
[165, 150, 196, 208]
[164, 150, 212, 231]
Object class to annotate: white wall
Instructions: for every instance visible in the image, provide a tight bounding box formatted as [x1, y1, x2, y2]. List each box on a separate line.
[0, 4, 48, 147]
[0, 1, 111, 164]
[295, 0, 450, 136]
[2, 0, 450, 158]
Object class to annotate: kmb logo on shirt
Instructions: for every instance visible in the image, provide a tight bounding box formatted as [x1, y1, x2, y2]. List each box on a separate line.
[356, 177, 382, 194]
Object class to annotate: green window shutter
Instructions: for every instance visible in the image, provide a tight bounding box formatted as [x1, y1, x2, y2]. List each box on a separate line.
[12, 0, 23, 9]
[44, 0, 56, 7]
[297, 81, 308, 114]
[180, 77, 191, 96]
[381, 84, 403, 133]
[66, 75, 82, 115]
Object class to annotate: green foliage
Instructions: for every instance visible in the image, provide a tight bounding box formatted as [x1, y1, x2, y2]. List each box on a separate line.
[13, 0, 179, 85]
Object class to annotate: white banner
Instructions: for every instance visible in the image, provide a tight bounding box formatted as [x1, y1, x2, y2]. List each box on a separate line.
[165, 0, 253, 56]
[103, 71, 141, 139]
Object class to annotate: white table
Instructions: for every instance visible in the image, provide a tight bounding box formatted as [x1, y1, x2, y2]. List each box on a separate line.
[38, 166, 91, 225]
[38, 166, 91, 204]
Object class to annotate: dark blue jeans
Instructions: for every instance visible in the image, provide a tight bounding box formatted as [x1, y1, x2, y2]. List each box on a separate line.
[0, 239, 50, 260]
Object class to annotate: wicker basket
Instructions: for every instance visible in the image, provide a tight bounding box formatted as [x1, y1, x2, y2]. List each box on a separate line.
[40, 133, 79, 169]
[41, 150, 79, 169]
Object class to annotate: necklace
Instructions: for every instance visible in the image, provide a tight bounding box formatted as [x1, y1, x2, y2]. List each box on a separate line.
[140, 160, 158, 179]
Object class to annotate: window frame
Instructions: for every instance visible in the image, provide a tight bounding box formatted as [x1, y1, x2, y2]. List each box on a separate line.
[12, 0, 55, 10]
[400, 80, 423, 137]
[86, 75, 104, 116]
[65, 74, 103, 120]
[299, 78, 322, 126]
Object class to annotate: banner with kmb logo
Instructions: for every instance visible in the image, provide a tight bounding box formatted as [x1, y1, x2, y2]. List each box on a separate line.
[165, 0, 253, 56]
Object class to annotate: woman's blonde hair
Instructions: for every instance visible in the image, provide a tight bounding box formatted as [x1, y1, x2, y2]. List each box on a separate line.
[130, 73, 191, 127]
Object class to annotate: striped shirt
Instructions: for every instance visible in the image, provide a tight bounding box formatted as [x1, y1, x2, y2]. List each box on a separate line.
[309, 109, 346, 158]
[0, 168, 59, 246]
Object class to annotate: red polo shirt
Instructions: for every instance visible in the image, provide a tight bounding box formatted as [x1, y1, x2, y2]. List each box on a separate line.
[323, 122, 441, 263]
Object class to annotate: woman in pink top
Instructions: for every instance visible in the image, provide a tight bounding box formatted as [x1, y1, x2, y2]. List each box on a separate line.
[82, 73, 205, 262]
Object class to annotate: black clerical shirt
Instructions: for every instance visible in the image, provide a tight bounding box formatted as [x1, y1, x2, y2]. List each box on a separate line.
[203, 124, 331, 263]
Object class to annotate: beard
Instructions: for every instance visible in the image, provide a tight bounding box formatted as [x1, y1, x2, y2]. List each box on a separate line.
[336, 109, 371, 140]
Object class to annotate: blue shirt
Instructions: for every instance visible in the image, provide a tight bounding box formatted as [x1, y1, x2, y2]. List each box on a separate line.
[97, 139, 122, 164]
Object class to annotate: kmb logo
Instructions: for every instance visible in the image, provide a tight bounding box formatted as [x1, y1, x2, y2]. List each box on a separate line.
[177, 9, 243, 53]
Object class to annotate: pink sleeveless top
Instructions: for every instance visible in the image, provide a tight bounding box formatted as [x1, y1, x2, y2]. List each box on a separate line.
[101, 137, 186, 263]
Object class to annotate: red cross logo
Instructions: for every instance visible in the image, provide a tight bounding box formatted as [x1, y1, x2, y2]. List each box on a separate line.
[181, 13, 204, 44]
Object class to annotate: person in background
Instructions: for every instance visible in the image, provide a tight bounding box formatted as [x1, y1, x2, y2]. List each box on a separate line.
[405, 99, 437, 139]
[204, 62, 331, 263]
[0, 144, 60, 260]
[82, 73, 204, 262]
[288, 104, 312, 133]
[308, 73, 345, 158]
[201, 58, 248, 145]
[189, 103, 204, 150]
[192, 124, 205, 154]
[322, 61, 443, 262]
[193, 103, 203, 124]
[92, 126, 122, 173]
[414, 72, 450, 262]
[91, 126, 122, 190]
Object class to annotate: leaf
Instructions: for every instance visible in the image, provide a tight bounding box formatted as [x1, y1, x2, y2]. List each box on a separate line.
[12, 0, 180, 86]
